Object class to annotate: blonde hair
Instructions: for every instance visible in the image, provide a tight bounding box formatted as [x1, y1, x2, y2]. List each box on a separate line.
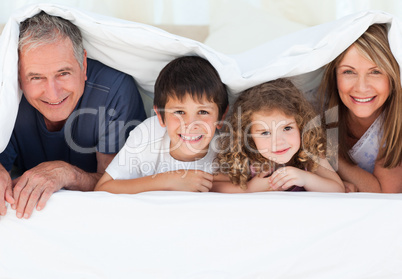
[319, 24, 402, 168]
[218, 78, 326, 189]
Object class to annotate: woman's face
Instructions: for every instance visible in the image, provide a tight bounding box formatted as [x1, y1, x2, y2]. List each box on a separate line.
[336, 45, 390, 123]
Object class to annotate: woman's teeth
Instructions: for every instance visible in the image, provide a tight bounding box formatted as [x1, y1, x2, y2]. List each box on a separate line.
[352, 96, 374, 103]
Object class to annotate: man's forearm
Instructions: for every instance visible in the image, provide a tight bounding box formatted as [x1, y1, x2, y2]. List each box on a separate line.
[64, 164, 103, 192]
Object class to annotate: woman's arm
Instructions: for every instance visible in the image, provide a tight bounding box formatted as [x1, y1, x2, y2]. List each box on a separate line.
[337, 157, 381, 192]
[338, 156, 402, 193]
[373, 159, 402, 193]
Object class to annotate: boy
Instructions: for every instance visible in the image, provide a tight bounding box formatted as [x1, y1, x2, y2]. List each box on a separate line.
[95, 56, 228, 193]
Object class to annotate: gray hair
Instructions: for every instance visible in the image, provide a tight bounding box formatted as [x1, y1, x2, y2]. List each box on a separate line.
[19, 11, 85, 68]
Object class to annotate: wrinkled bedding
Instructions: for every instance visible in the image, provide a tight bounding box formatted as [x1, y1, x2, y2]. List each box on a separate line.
[1, 4, 402, 279]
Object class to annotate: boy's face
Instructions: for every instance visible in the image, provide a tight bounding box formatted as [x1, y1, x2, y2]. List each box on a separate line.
[155, 94, 221, 162]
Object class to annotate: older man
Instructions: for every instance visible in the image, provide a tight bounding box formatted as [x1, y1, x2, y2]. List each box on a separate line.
[0, 12, 146, 218]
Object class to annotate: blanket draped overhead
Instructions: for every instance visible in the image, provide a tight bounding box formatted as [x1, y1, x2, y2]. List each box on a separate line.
[1, 5, 402, 279]
[0, 3, 401, 151]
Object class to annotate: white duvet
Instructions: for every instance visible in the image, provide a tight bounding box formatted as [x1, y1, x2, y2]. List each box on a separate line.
[1, 3, 402, 279]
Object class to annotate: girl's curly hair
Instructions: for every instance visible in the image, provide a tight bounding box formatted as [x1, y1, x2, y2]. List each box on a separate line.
[218, 78, 326, 190]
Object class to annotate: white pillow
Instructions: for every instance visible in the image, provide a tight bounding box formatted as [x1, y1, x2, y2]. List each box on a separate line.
[204, 1, 307, 54]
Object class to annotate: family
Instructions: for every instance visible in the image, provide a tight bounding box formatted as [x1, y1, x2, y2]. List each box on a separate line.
[0, 11, 401, 219]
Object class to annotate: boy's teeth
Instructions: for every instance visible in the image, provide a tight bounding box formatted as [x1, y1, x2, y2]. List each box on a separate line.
[353, 97, 374, 103]
[181, 135, 202, 141]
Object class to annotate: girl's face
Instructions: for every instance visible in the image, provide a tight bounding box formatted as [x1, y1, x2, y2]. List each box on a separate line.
[336, 45, 390, 123]
[250, 110, 301, 164]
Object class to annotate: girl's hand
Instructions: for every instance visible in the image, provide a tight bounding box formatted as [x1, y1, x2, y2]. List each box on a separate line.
[246, 170, 277, 192]
[269, 166, 307, 190]
[344, 181, 358, 193]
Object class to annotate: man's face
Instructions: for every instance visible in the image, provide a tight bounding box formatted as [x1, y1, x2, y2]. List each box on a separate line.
[18, 37, 87, 131]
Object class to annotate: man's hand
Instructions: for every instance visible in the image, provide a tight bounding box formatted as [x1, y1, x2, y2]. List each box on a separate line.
[0, 164, 14, 216]
[163, 170, 213, 192]
[12, 161, 73, 219]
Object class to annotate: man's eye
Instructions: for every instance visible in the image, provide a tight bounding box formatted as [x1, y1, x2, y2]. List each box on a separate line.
[30, 76, 42, 81]
[59, 72, 70, 76]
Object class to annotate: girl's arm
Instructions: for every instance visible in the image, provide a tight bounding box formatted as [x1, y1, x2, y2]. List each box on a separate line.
[339, 157, 402, 193]
[211, 172, 275, 193]
[95, 170, 214, 194]
[269, 158, 345, 192]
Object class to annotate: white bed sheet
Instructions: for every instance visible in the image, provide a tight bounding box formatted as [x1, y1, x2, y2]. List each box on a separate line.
[1, 190, 402, 279]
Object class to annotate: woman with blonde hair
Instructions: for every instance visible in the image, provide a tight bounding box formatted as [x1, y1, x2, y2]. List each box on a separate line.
[319, 23, 402, 192]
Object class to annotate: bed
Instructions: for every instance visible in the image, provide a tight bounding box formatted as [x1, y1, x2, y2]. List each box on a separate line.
[1, 3, 402, 278]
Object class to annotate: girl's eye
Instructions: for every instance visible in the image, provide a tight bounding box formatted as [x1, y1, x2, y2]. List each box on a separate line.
[261, 131, 271, 136]
[284, 126, 293, 131]
[199, 110, 209, 115]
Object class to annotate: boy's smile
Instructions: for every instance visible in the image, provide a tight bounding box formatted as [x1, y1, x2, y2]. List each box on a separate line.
[155, 95, 220, 162]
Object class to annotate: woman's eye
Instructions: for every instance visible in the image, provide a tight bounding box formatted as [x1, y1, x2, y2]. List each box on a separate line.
[343, 70, 354, 75]
[371, 69, 382, 75]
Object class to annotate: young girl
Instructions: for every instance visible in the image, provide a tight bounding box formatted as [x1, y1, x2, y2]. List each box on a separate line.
[212, 78, 344, 193]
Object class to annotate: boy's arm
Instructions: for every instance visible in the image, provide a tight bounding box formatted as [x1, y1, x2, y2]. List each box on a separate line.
[95, 169, 214, 194]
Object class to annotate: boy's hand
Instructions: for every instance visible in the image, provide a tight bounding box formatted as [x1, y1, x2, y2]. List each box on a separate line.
[164, 170, 213, 192]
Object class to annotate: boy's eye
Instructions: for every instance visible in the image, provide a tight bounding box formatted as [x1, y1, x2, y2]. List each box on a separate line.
[199, 110, 209, 115]
[173, 111, 185, 115]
